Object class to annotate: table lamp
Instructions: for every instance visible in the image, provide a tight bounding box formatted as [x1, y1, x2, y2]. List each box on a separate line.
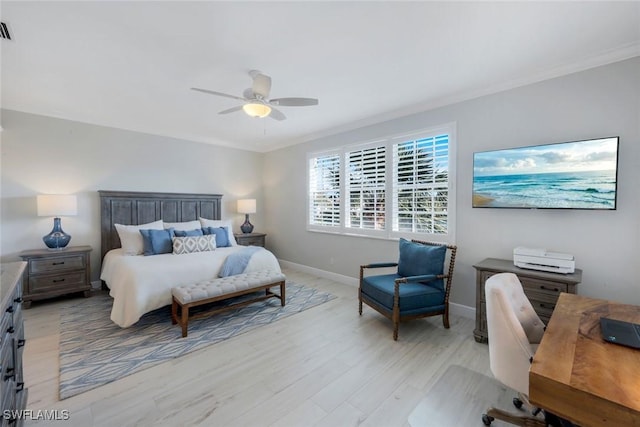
[237, 199, 256, 234]
[37, 194, 77, 249]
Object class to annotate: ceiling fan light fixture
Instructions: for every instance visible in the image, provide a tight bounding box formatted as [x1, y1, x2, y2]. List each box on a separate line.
[243, 102, 271, 118]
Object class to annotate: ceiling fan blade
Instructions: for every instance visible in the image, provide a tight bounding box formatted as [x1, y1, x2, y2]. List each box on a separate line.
[251, 72, 272, 99]
[218, 105, 244, 115]
[269, 107, 286, 121]
[269, 97, 318, 107]
[191, 87, 246, 101]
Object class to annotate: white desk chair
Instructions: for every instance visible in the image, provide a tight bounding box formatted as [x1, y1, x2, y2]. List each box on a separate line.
[482, 272, 546, 426]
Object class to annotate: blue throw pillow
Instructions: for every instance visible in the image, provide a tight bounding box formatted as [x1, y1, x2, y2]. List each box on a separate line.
[139, 228, 175, 255]
[202, 226, 230, 247]
[174, 228, 204, 237]
[139, 229, 154, 255]
[397, 238, 446, 278]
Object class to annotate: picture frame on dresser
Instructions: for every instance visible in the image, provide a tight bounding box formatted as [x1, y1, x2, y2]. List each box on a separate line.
[473, 258, 582, 343]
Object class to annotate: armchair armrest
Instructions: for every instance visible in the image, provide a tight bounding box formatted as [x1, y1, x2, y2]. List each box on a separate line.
[361, 262, 398, 269]
[396, 274, 439, 284]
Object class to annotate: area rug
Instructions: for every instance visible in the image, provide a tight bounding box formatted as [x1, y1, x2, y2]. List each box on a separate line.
[408, 365, 524, 426]
[59, 282, 335, 399]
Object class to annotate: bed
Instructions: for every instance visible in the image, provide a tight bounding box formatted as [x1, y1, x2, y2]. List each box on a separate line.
[98, 190, 281, 328]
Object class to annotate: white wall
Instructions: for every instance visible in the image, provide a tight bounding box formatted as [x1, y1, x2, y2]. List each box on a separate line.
[2, 58, 638, 308]
[0, 110, 264, 280]
[264, 57, 640, 308]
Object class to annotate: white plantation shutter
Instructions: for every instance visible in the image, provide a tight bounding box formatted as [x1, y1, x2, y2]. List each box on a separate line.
[346, 145, 386, 232]
[307, 124, 454, 241]
[392, 133, 450, 235]
[308, 153, 341, 227]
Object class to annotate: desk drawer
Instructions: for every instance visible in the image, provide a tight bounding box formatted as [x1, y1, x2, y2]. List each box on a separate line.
[520, 277, 568, 295]
[528, 299, 556, 318]
[29, 271, 87, 294]
[478, 271, 494, 302]
[29, 255, 85, 275]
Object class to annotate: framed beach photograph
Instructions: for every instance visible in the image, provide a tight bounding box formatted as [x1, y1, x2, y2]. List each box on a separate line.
[472, 136, 619, 210]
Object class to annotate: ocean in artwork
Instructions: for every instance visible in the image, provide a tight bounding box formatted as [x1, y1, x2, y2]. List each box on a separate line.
[472, 170, 616, 209]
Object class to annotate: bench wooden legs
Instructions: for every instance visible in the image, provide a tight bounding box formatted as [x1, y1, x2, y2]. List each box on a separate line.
[172, 281, 286, 338]
[171, 298, 189, 338]
[180, 305, 189, 338]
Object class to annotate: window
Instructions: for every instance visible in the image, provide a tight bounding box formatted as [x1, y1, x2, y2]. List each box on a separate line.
[346, 144, 386, 233]
[307, 124, 455, 242]
[392, 134, 450, 235]
[308, 153, 341, 228]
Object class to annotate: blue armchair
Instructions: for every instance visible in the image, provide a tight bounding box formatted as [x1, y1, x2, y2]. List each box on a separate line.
[359, 238, 457, 340]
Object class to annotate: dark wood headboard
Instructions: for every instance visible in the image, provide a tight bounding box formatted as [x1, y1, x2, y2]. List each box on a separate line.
[99, 190, 222, 260]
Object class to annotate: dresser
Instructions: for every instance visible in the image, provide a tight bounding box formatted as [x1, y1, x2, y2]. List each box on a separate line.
[1, 262, 28, 426]
[473, 258, 582, 343]
[234, 233, 266, 247]
[19, 246, 92, 309]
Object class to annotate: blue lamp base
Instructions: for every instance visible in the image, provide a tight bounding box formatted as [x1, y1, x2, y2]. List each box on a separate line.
[240, 214, 254, 234]
[43, 217, 72, 250]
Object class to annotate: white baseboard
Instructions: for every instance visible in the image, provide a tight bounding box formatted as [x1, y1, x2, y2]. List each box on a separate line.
[449, 302, 475, 320]
[278, 259, 475, 320]
[278, 259, 359, 287]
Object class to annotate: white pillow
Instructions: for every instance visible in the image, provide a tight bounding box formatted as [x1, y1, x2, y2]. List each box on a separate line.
[163, 220, 201, 231]
[198, 217, 238, 246]
[115, 220, 164, 255]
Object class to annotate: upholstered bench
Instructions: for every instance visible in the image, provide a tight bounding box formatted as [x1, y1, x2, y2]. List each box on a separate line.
[171, 270, 286, 337]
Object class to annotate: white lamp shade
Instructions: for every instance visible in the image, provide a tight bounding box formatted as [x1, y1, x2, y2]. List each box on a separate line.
[37, 194, 77, 217]
[237, 199, 256, 214]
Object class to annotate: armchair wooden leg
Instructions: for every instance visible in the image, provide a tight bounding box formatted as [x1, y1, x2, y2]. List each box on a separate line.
[443, 310, 450, 329]
[358, 267, 364, 316]
[393, 281, 400, 340]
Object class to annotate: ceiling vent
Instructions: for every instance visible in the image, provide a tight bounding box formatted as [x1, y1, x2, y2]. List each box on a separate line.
[1, 22, 12, 41]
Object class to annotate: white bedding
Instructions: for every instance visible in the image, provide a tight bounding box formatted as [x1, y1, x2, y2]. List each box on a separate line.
[100, 247, 282, 327]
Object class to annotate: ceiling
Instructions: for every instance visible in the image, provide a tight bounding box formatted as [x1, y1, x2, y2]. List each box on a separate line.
[2, 2, 639, 153]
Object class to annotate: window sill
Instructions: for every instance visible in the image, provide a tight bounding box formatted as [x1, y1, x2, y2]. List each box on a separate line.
[306, 227, 454, 244]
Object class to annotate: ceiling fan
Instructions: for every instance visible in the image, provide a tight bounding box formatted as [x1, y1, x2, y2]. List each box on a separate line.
[191, 70, 318, 121]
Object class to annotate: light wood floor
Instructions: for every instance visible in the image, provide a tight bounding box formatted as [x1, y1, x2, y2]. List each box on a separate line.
[22, 268, 500, 426]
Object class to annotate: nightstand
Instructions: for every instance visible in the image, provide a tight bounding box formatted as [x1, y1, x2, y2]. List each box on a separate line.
[234, 233, 266, 247]
[19, 245, 92, 308]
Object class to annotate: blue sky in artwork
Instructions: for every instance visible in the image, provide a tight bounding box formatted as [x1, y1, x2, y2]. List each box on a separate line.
[473, 137, 618, 177]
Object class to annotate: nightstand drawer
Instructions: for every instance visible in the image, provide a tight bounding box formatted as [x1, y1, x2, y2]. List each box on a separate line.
[29, 255, 85, 274]
[29, 272, 87, 294]
[240, 236, 263, 246]
[234, 233, 266, 247]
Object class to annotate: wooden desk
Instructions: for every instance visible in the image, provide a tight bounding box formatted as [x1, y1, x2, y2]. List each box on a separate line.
[529, 293, 640, 426]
